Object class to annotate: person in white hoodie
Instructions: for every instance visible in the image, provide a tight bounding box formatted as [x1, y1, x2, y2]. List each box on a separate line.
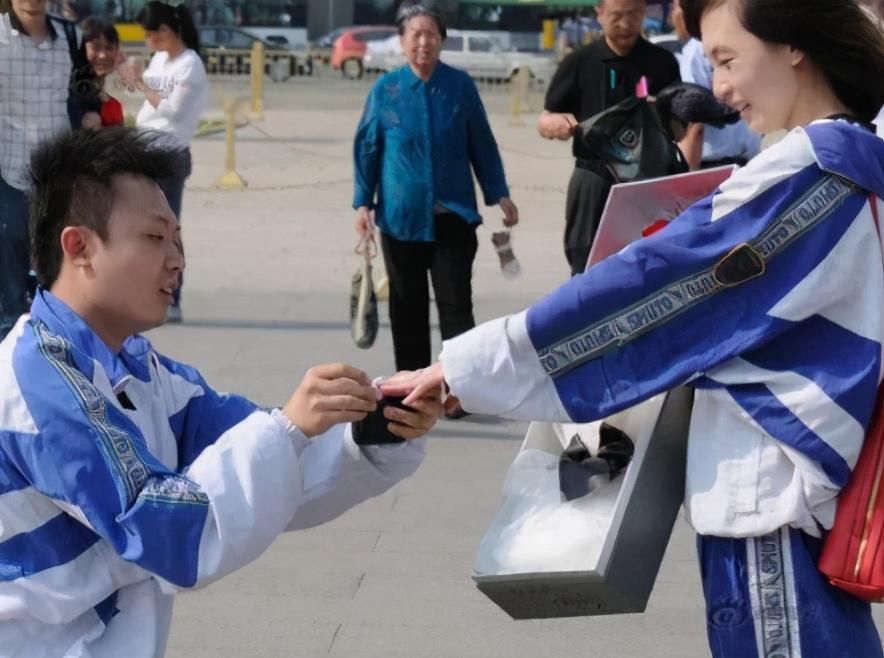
[122, 1, 209, 323]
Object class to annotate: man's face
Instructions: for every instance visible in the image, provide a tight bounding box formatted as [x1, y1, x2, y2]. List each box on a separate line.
[82, 175, 183, 341]
[11, 0, 48, 20]
[597, 0, 646, 55]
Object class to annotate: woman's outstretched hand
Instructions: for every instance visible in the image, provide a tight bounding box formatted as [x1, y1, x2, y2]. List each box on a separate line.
[381, 362, 446, 407]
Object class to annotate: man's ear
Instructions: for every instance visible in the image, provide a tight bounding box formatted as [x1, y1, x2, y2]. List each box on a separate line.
[59, 226, 95, 271]
[790, 46, 806, 68]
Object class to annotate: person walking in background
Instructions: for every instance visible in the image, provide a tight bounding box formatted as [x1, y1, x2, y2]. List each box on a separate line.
[352, 0, 518, 417]
[670, 0, 760, 168]
[120, 1, 209, 324]
[538, 0, 680, 276]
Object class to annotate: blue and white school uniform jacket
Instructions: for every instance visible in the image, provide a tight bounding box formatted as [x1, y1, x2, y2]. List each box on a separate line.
[0, 291, 425, 657]
[441, 120, 884, 539]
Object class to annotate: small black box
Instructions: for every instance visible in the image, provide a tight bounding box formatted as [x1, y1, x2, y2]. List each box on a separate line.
[352, 396, 410, 445]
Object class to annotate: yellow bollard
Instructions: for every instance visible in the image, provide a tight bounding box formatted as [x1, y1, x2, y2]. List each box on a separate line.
[215, 98, 247, 190]
[508, 68, 531, 127]
[250, 41, 265, 120]
[542, 19, 556, 50]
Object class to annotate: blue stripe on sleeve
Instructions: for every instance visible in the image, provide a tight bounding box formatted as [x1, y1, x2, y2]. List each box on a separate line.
[0, 513, 99, 582]
[155, 355, 257, 469]
[0, 440, 31, 496]
[7, 322, 210, 587]
[742, 315, 881, 429]
[727, 383, 851, 487]
[525, 166, 866, 422]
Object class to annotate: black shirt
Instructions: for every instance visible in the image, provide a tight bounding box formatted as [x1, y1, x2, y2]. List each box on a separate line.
[544, 37, 681, 160]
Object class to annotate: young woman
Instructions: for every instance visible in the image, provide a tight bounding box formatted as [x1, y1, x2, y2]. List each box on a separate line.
[78, 17, 124, 128]
[385, 1, 884, 655]
[125, 1, 209, 323]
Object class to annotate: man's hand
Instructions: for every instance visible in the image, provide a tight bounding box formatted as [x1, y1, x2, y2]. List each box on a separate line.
[381, 362, 447, 408]
[355, 206, 375, 238]
[283, 364, 377, 438]
[538, 111, 578, 141]
[499, 197, 519, 227]
[677, 122, 705, 171]
[383, 389, 443, 440]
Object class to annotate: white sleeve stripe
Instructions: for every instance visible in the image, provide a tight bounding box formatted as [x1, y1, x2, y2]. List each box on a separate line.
[0, 488, 63, 541]
[707, 358, 864, 468]
[711, 128, 814, 223]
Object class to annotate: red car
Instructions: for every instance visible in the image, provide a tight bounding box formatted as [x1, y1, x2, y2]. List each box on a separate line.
[330, 26, 397, 79]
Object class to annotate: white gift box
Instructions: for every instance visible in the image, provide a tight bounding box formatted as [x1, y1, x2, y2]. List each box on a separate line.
[472, 387, 694, 619]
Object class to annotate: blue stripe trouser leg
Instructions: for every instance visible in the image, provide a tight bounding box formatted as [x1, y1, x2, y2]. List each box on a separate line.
[698, 527, 882, 658]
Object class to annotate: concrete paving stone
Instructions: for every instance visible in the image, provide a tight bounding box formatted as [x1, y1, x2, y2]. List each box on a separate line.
[327, 618, 709, 658]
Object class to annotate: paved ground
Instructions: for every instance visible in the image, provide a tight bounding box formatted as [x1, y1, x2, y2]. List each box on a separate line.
[139, 72, 884, 658]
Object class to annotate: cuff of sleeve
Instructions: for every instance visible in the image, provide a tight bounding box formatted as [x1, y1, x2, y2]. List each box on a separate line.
[353, 193, 374, 210]
[270, 409, 310, 456]
[344, 423, 427, 467]
[483, 186, 510, 207]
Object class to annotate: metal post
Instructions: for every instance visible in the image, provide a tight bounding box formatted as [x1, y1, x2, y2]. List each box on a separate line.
[250, 40, 265, 120]
[215, 98, 247, 190]
[508, 68, 530, 126]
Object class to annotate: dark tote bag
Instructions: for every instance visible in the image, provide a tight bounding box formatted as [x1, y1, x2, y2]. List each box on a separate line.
[576, 96, 688, 184]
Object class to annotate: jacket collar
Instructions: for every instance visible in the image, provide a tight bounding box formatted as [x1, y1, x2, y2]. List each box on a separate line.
[806, 119, 884, 200]
[29, 289, 153, 387]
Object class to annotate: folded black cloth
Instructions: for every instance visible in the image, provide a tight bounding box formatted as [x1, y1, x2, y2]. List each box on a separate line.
[655, 82, 740, 129]
[558, 423, 635, 502]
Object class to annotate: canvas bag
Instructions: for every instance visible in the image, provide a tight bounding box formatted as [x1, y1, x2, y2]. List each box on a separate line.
[350, 235, 378, 349]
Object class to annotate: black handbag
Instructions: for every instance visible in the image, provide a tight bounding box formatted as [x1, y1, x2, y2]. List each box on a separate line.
[576, 96, 688, 184]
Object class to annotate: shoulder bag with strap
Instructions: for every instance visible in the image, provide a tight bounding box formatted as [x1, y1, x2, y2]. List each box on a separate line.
[818, 193, 884, 602]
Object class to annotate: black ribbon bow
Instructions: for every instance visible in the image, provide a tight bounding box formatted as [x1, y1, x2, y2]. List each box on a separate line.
[558, 423, 635, 502]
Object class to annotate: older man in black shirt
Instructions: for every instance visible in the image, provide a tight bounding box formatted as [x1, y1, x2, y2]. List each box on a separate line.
[539, 0, 680, 275]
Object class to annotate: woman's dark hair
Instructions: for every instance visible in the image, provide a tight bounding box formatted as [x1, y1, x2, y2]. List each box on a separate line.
[682, 0, 884, 123]
[395, 0, 447, 39]
[29, 128, 189, 289]
[139, 1, 201, 52]
[70, 18, 120, 110]
[80, 16, 120, 49]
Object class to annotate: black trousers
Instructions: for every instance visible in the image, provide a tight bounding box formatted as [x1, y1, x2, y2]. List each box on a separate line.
[564, 164, 612, 276]
[381, 213, 478, 372]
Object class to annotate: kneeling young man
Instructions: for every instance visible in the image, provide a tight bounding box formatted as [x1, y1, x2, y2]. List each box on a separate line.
[0, 129, 440, 656]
